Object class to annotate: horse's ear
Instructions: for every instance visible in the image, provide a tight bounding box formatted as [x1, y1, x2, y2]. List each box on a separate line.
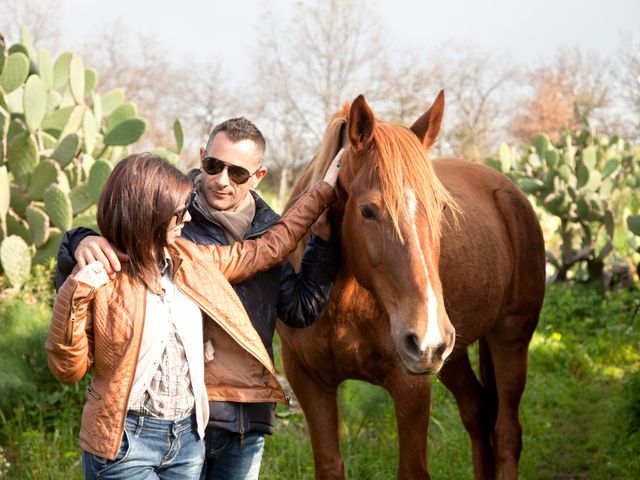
[348, 94, 375, 151]
[410, 90, 445, 150]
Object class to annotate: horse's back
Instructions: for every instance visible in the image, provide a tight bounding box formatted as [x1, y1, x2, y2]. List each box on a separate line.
[433, 158, 545, 339]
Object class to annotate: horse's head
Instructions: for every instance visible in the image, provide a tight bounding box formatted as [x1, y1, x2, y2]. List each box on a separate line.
[336, 91, 456, 375]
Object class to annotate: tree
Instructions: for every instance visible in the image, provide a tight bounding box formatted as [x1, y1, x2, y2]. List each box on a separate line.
[511, 73, 575, 144]
[0, 0, 62, 49]
[78, 21, 233, 167]
[511, 48, 612, 144]
[253, 0, 385, 202]
[426, 44, 517, 162]
[617, 34, 640, 140]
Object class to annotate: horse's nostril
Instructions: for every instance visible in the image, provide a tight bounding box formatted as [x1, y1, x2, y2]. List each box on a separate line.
[403, 333, 423, 360]
[433, 342, 447, 359]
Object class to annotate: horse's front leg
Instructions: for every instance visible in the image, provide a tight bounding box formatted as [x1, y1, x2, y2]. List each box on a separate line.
[438, 349, 496, 480]
[283, 348, 344, 479]
[386, 367, 432, 480]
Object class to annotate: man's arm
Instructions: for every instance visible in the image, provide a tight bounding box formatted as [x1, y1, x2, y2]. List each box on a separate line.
[54, 227, 98, 291]
[54, 229, 127, 292]
[277, 233, 340, 328]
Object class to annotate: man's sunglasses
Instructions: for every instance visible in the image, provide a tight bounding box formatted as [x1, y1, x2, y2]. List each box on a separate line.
[202, 156, 260, 185]
[174, 190, 195, 225]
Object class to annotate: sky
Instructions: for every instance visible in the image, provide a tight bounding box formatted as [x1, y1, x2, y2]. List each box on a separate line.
[56, 0, 640, 81]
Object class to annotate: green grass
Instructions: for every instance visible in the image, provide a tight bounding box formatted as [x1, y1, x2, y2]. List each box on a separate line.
[261, 283, 640, 479]
[1, 277, 638, 478]
[0, 263, 86, 479]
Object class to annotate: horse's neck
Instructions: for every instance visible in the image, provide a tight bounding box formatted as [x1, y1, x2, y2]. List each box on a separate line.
[331, 273, 383, 320]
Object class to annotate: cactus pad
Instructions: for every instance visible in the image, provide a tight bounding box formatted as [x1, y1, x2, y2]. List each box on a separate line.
[0, 52, 30, 94]
[84, 68, 97, 98]
[101, 88, 125, 116]
[25, 205, 50, 246]
[104, 118, 146, 146]
[106, 102, 137, 132]
[0, 166, 9, 226]
[69, 54, 85, 104]
[173, 119, 184, 153]
[51, 133, 80, 167]
[37, 47, 54, 89]
[88, 159, 113, 202]
[23, 75, 47, 133]
[70, 183, 94, 214]
[42, 105, 73, 138]
[52, 51, 72, 90]
[43, 184, 72, 231]
[33, 228, 62, 265]
[8, 132, 39, 180]
[0, 235, 32, 289]
[82, 109, 97, 155]
[28, 159, 59, 199]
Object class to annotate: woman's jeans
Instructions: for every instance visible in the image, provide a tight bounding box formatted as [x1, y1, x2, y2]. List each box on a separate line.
[82, 412, 204, 480]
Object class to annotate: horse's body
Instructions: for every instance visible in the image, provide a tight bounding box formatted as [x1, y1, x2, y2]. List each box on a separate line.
[279, 92, 545, 479]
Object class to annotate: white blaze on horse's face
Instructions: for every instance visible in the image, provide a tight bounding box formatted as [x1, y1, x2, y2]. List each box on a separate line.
[384, 188, 455, 375]
[405, 189, 443, 349]
[405, 188, 455, 373]
[343, 92, 456, 375]
[344, 172, 455, 375]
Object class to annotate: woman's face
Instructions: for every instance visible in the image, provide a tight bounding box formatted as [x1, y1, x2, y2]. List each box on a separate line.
[166, 192, 193, 246]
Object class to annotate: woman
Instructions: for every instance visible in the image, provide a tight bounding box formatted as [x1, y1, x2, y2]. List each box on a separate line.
[46, 150, 342, 479]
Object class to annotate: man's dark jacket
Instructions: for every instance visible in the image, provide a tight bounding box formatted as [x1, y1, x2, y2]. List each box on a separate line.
[54, 190, 339, 436]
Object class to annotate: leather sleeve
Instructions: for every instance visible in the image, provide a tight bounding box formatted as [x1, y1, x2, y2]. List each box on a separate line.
[201, 181, 336, 284]
[277, 234, 340, 328]
[54, 227, 98, 292]
[45, 277, 96, 384]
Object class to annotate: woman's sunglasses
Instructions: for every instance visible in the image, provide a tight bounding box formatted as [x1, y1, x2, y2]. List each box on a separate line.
[174, 190, 195, 225]
[202, 156, 260, 185]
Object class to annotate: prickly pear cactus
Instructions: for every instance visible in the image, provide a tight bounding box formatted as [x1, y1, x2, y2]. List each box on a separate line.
[0, 28, 152, 283]
[486, 128, 640, 283]
[1, 28, 185, 289]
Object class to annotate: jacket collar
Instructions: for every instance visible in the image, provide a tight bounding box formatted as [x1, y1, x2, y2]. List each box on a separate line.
[138, 249, 183, 295]
[189, 189, 280, 241]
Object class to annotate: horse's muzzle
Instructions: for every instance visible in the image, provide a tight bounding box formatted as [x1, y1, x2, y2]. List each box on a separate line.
[396, 328, 455, 375]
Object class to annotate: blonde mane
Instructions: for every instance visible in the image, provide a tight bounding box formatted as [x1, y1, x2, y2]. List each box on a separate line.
[289, 104, 457, 241]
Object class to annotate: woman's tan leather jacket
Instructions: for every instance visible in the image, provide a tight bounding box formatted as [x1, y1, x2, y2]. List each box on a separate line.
[46, 182, 335, 460]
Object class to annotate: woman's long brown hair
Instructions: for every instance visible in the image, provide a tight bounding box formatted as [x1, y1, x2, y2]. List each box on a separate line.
[97, 153, 192, 283]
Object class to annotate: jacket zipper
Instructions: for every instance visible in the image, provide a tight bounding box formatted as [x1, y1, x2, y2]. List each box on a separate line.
[65, 285, 95, 346]
[87, 384, 102, 400]
[65, 306, 77, 345]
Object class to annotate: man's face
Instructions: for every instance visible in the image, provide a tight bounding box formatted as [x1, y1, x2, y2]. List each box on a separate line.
[199, 132, 267, 212]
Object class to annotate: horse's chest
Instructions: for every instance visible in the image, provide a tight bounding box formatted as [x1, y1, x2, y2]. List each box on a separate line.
[309, 314, 396, 382]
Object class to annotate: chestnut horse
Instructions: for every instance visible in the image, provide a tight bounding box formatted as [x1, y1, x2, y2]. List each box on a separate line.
[278, 91, 545, 479]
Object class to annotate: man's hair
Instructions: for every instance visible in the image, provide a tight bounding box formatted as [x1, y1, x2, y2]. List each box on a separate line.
[207, 117, 266, 158]
[97, 153, 192, 282]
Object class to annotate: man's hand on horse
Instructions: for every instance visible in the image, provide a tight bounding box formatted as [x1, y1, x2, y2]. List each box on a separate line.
[75, 236, 128, 279]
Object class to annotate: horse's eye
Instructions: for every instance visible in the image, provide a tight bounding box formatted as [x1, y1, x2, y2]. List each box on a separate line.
[361, 206, 377, 220]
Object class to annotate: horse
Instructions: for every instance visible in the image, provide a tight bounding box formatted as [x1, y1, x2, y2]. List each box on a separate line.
[278, 91, 546, 479]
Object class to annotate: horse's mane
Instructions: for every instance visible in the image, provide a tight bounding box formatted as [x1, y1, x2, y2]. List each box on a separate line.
[289, 103, 458, 242]
[285, 104, 350, 209]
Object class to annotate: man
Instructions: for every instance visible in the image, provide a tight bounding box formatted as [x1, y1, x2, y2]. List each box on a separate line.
[55, 117, 340, 480]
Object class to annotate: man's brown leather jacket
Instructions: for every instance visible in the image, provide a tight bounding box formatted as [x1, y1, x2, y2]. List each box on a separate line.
[46, 182, 335, 460]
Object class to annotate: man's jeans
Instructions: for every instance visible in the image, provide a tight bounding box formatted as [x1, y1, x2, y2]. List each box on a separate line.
[82, 412, 205, 480]
[200, 428, 265, 480]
